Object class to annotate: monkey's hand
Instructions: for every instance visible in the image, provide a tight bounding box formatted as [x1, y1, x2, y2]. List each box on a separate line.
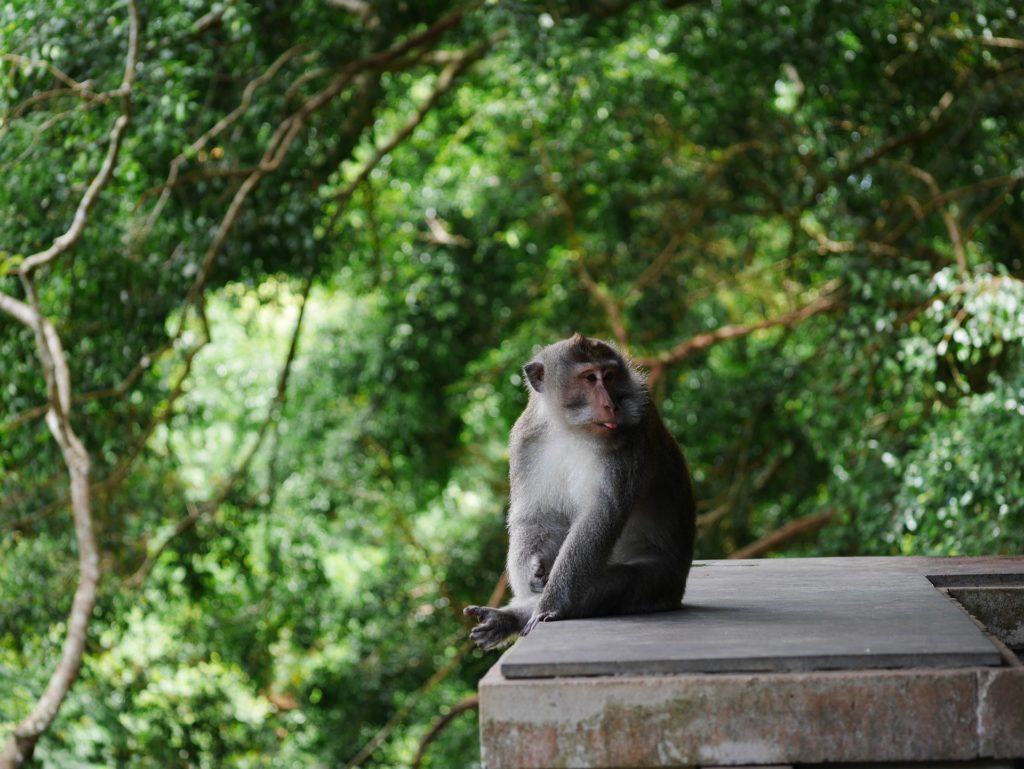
[528, 554, 549, 593]
[464, 606, 520, 651]
[522, 608, 562, 636]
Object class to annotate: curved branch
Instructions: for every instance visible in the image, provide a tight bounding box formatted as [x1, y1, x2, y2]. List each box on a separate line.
[18, 2, 138, 278]
[900, 163, 967, 274]
[327, 40, 489, 219]
[637, 285, 844, 368]
[129, 273, 313, 588]
[136, 44, 303, 239]
[342, 638, 476, 769]
[628, 141, 762, 298]
[342, 571, 504, 769]
[535, 133, 630, 348]
[175, 2, 478, 331]
[0, 53, 92, 91]
[411, 697, 479, 769]
[728, 510, 835, 560]
[0, 6, 139, 766]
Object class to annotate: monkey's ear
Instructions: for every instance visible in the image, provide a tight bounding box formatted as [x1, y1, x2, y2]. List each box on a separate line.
[523, 362, 545, 392]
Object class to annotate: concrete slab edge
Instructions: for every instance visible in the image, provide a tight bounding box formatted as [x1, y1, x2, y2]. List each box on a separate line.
[480, 665, 1024, 769]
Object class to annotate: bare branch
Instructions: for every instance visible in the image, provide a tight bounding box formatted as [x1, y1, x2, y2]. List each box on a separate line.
[99, 324, 209, 498]
[343, 570, 503, 769]
[326, 0, 371, 18]
[729, 510, 835, 560]
[411, 697, 479, 769]
[978, 35, 1024, 50]
[0, 291, 36, 326]
[126, 503, 202, 588]
[800, 219, 900, 258]
[901, 163, 967, 274]
[535, 133, 630, 348]
[8, 87, 100, 120]
[0, 7, 139, 764]
[637, 283, 844, 368]
[0, 53, 95, 93]
[130, 275, 313, 588]
[850, 66, 971, 175]
[326, 41, 489, 231]
[343, 637, 477, 769]
[963, 176, 1022, 244]
[193, 6, 226, 34]
[880, 172, 1021, 247]
[18, 2, 138, 278]
[136, 44, 303, 239]
[175, 3, 479, 330]
[423, 211, 472, 247]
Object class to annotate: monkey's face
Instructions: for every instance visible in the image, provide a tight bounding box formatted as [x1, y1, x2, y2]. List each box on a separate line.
[562, 362, 627, 437]
[525, 334, 646, 440]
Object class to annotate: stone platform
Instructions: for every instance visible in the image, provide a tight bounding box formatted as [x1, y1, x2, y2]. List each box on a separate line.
[478, 556, 1024, 769]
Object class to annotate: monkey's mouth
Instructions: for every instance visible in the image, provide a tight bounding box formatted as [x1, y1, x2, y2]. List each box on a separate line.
[598, 422, 619, 431]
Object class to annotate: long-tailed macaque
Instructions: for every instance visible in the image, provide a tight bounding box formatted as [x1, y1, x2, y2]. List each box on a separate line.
[465, 333, 696, 650]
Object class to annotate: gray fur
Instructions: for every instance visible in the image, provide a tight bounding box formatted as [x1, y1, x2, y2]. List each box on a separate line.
[465, 334, 696, 650]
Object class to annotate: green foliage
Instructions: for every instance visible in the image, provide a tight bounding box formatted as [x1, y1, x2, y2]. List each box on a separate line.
[2, 0, 1022, 767]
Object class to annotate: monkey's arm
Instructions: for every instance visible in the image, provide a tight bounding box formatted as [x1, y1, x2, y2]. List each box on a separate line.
[526, 494, 630, 632]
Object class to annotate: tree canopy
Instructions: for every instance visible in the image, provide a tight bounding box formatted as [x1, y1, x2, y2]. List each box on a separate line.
[2, 0, 1022, 766]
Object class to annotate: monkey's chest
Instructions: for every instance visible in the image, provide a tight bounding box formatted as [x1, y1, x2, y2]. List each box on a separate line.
[531, 434, 605, 515]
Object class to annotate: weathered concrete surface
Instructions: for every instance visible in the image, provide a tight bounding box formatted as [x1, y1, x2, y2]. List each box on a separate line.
[480, 667, 984, 768]
[977, 667, 1024, 759]
[947, 586, 1024, 649]
[499, 557, 1017, 678]
[479, 556, 1024, 768]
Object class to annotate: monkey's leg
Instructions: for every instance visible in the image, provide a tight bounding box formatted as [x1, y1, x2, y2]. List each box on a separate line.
[577, 559, 686, 617]
[527, 505, 629, 632]
[463, 598, 537, 650]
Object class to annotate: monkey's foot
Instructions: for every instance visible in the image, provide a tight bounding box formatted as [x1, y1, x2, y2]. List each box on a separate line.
[522, 608, 561, 636]
[464, 606, 520, 651]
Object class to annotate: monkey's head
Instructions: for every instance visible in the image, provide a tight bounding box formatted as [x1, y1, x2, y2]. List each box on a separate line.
[523, 333, 647, 439]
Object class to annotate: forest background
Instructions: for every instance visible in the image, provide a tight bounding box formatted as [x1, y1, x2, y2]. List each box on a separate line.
[2, 0, 1023, 767]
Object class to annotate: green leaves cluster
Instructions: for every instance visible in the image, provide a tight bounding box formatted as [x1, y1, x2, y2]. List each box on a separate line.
[2, 0, 1023, 766]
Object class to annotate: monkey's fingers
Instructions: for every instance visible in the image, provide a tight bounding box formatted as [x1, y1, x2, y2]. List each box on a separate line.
[523, 609, 559, 636]
[470, 622, 505, 650]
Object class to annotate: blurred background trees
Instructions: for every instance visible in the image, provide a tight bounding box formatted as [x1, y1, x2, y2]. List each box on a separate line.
[1, 0, 1022, 765]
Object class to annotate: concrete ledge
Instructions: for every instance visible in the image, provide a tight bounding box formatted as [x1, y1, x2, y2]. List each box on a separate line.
[480, 667, 1016, 768]
[478, 556, 1024, 768]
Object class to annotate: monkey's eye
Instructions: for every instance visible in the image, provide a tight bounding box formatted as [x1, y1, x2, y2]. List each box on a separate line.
[604, 369, 616, 382]
[584, 372, 599, 383]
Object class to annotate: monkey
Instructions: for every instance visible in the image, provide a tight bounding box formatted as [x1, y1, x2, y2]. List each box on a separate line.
[464, 333, 696, 650]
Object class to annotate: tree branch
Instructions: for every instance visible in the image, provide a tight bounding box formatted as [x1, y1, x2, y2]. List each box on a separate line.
[411, 696, 479, 769]
[326, 38, 491, 232]
[728, 510, 835, 560]
[18, 5, 138, 278]
[636, 283, 844, 368]
[535, 133, 630, 348]
[0, 5, 138, 766]
[173, 2, 478, 334]
[342, 570, 504, 769]
[128, 274, 312, 588]
[901, 163, 967, 274]
[628, 141, 762, 299]
[135, 44, 303, 240]
[342, 637, 477, 769]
